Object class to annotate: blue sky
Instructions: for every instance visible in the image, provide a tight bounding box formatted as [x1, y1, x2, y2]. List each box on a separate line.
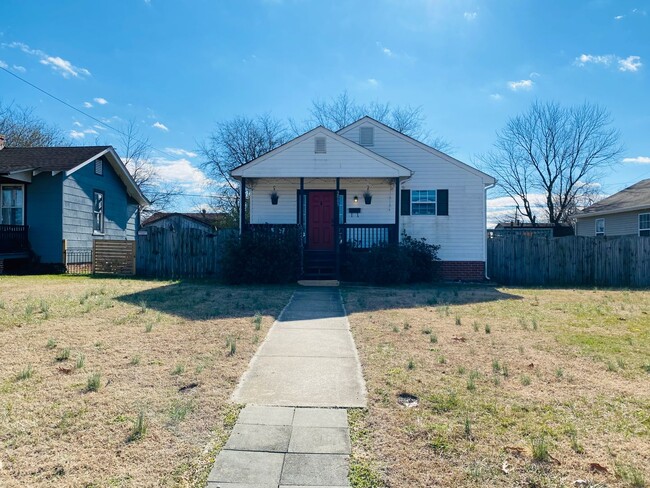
[1, 0, 648, 222]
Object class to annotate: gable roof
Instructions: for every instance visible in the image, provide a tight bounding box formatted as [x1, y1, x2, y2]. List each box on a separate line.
[575, 179, 650, 218]
[142, 211, 229, 228]
[337, 116, 496, 185]
[0, 146, 111, 172]
[230, 125, 413, 178]
[0, 145, 148, 206]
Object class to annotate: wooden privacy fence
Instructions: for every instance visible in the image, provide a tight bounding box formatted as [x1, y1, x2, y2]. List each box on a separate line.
[487, 235, 650, 287]
[93, 240, 136, 275]
[136, 227, 234, 279]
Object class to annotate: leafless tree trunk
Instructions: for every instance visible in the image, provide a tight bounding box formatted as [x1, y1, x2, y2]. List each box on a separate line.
[118, 121, 180, 217]
[481, 101, 623, 224]
[0, 101, 67, 147]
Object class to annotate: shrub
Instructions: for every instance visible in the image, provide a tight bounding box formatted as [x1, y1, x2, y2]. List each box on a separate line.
[221, 227, 301, 284]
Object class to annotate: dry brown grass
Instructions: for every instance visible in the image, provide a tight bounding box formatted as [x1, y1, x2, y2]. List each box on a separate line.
[0, 275, 292, 487]
[343, 285, 650, 488]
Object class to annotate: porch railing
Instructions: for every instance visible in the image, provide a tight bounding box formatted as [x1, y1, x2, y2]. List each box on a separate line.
[338, 223, 398, 249]
[0, 224, 29, 254]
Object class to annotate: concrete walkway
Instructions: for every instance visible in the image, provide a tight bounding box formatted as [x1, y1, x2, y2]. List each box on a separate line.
[231, 288, 366, 408]
[207, 288, 366, 487]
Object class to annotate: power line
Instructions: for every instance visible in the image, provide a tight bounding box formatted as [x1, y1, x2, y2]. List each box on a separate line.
[0, 65, 179, 161]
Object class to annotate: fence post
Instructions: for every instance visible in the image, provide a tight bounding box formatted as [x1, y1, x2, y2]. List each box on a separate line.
[62, 239, 67, 267]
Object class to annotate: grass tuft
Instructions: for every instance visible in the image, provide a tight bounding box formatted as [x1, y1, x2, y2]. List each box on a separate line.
[130, 355, 141, 366]
[226, 336, 236, 356]
[615, 463, 646, 488]
[128, 410, 148, 442]
[16, 364, 33, 381]
[521, 374, 531, 386]
[55, 347, 70, 362]
[75, 354, 85, 369]
[171, 364, 185, 375]
[46, 338, 57, 349]
[253, 312, 262, 331]
[86, 373, 101, 392]
[407, 358, 415, 370]
[484, 323, 491, 334]
[530, 435, 550, 462]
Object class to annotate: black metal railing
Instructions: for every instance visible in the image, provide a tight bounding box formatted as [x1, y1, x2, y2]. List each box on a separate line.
[0, 224, 29, 253]
[338, 223, 398, 249]
[244, 224, 303, 243]
[65, 248, 93, 274]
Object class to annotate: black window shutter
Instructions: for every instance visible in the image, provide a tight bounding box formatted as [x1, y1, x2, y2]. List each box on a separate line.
[400, 190, 411, 216]
[437, 189, 449, 215]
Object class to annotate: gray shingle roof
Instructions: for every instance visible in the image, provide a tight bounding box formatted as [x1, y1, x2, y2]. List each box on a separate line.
[0, 146, 110, 173]
[580, 179, 650, 215]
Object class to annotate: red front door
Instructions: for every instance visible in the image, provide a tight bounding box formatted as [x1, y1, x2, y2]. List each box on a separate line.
[308, 191, 335, 250]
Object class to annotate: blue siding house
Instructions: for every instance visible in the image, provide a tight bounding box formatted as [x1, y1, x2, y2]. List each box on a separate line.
[0, 142, 148, 267]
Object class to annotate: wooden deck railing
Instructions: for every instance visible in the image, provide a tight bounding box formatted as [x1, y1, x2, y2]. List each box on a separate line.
[0, 225, 29, 254]
[338, 223, 398, 249]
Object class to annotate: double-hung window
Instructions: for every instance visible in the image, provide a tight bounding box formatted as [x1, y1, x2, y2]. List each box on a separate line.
[93, 190, 105, 234]
[595, 218, 605, 236]
[411, 190, 437, 215]
[639, 213, 650, 236]
[1, 185, 24, 225]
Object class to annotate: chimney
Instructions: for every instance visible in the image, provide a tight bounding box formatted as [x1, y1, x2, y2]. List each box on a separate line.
[0, 134, 5, 150]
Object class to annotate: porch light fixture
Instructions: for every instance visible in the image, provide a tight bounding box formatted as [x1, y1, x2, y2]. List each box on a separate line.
[353, 195, 359, 203]
[270, 186, 279, 205]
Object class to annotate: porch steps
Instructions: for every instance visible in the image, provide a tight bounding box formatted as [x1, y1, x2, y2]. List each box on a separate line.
[302, 250, 337, 280]
[297, 279, 340, 287]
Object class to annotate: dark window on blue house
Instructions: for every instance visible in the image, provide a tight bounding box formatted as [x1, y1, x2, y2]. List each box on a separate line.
[93, 190, 105, 233]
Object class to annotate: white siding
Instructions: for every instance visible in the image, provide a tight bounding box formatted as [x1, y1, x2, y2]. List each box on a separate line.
[237, 131, 408, 178]
[340, 123, 488, 262]
[576, 209, 650, 236]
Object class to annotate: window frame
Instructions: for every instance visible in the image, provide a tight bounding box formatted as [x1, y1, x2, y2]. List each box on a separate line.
[93, 190, 105, 235]
[94, 158, 103, 176]
[639, 213, 650, 236]
[411, 189, 437, 216]
[595, 218, 605, 236]
[0, 184, 25, 225]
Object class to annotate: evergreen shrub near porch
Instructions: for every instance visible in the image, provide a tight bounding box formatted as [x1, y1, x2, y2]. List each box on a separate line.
[221, 226, 302, 284]
[342, 233, 440, 285]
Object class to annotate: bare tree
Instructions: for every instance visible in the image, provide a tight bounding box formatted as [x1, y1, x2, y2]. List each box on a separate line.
[0, 101, 67, 147]
[118, 121, 180, 217]
[291, 91, 452, 152]
[481, 101, 623, 224]
[198, 114, 289, 218]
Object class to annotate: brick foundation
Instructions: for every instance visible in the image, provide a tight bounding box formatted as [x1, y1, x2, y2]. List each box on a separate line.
[438, 261, 486, 281]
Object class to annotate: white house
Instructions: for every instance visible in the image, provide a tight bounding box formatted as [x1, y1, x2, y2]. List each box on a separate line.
[231, 116, 496, 281]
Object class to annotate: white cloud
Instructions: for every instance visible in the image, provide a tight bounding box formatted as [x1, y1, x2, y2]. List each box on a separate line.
[70, 130, 85, 139]
[507, 79, 534, 91]
[575, 53, 642, 72]
[83, 128, 99, 135]
[165, 147, 198, 158]
[73, 121, 82, 127]
[463, 11, 477, 21]
[93, 97, 108, 105]
[487, 193, 548, 226]
[490, 93, 502, 100]
[0, 59, 7, 69]
[4, 41, 91, 78]
[366, 78, 379, 87]
[529, 71, 541, 78]
[12, 65, 26, 72]
[152, 121, 169, 132]
[622, 156, 650, 164]
[614, 15, 624, 20]
[93, 124, 108, 131]
[618, 55, 642, 72]
[575, 54, 615, 66]
[376, 42, 393, 57]
[83, 101, 93, 108]
[154, 158, 211, 194]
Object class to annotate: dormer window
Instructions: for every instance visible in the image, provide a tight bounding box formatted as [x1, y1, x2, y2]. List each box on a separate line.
[359, 126, 374, 146]
[314, 137, 326, 154]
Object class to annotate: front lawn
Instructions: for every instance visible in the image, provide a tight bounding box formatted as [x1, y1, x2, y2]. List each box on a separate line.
[343, 286, 650, 488]
[0, 275, 292, 487]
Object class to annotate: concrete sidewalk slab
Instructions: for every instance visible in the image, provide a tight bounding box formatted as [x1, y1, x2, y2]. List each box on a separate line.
[236, 406, 295, 426]
[225, 424, 291, 452]
[292, 408, 348, 428]
[288, 426, 350, 454]
[280, 454, 349, 485]
[231, 289, 366, 408]
[208, 450, 284, 484]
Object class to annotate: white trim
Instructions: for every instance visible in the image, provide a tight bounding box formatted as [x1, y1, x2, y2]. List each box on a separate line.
[0, 183, 25, 225]
[65, 147, 148, 206]
[231, 126, 413, 178]
[337, 116, 496, 184]
[5, 170, 32, 182]
[639, 212, 650, 236]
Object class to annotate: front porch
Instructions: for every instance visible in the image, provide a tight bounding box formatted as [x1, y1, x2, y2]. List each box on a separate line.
[241, 176, 402, 280]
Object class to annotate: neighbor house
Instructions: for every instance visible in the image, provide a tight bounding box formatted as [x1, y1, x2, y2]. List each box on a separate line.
[230, 116, 496, 280]
[0, 140, 148, 269]
[142, 211, 229, 232]
[575, 179, 650, 237]
[492, 222, 574, 238]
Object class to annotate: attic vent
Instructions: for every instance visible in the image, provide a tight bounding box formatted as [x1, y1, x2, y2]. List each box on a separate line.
[359, 126, 374, 146]
[94, 158, 103, 176]
[314, 136, 326, 154]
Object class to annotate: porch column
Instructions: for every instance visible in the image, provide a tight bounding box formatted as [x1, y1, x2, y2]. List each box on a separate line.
[335, 177, 341, 279]
[299, 178, 304, 227]
[239, 177, 246, 233]
[393, 177, 400, 244]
